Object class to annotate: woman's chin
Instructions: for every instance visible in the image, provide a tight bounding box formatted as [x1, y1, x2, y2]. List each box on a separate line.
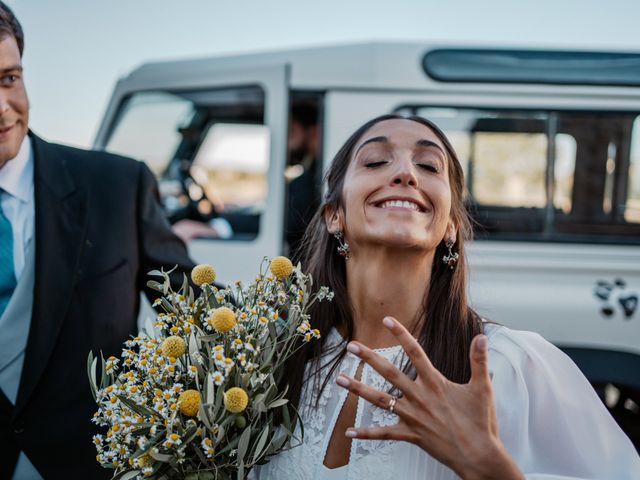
[368, 233, 432, 251]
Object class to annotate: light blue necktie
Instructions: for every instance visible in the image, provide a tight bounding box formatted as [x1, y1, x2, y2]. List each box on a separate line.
[0, 197, 16, 318]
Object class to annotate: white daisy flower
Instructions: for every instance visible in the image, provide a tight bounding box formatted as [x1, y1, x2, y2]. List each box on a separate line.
[212, 371, 225, 386]
[201, 437, 216, 458]
[237, 353, 247, 367]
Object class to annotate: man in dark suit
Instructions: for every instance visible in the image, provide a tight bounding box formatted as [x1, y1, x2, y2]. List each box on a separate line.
[0, 4, 196, 478]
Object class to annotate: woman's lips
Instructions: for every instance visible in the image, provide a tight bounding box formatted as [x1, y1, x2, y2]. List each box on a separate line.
[372, 197, 430, 213]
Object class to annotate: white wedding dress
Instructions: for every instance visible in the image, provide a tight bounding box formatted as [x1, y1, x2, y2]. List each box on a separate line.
[254, 323, 640, 479]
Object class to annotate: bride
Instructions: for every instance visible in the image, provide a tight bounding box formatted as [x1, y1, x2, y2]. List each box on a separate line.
[256, 115, 640, 479]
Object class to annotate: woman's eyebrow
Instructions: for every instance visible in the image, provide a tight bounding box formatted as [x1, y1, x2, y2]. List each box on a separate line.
[354, 136, 388, 156]
[416, 139, 445, 155]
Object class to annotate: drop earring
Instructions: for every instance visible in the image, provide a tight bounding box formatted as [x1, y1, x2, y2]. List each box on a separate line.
[334, 231, 350, 260]
[442, 238, 459, 269]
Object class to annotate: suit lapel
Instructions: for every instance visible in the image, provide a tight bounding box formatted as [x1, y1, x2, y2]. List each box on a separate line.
[14, 133, 90, 415]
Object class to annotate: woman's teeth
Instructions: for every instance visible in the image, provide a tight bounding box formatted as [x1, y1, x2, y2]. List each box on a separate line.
[379, 200, 421, 212]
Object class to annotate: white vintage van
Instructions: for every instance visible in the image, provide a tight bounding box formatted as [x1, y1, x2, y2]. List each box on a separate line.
[93, 43, 640, 446]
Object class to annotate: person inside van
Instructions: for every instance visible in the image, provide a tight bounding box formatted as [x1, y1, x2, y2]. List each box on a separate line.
[285, 102, 321, 258]
[255, 114, 640, 479]
[172, 101, 323, 247]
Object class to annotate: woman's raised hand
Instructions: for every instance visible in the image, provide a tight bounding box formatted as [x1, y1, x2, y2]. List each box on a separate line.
[335, 317, 524, 480]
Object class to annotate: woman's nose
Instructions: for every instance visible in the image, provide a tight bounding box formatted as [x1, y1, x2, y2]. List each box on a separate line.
[391, 159, 418, 187]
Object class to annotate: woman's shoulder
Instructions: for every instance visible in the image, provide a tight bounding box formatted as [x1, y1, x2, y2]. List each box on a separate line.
[484, 322, 564, 362]
[482, 321, 580, 382]
[480, 325, 640, 477]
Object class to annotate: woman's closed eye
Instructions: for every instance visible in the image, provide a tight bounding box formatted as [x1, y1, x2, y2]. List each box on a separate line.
[364, 159, 388, 168]
[417, 163, 440, 174]
[363, 158, 441, 173]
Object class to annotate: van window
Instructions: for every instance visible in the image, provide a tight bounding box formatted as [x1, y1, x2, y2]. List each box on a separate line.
[627, 117, 640, 223]
[472, 130, 547, 208]
[422, 49, 640, 87]
[107, 92, 193, 176]
[408, 107, 640, 243]
[191, 123, 269, 220]
[554, 134, 577, 214]
[105, 87, 266, 240]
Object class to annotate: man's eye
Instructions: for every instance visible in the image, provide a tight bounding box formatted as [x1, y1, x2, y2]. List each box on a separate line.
[2, 75, 17, 84]
[364, 160, 387, 168]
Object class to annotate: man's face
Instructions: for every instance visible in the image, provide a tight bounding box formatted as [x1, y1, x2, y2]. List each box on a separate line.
[0, 35, 28, 169]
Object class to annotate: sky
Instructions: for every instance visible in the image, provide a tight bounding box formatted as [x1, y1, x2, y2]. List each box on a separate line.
[6, 0, 640, 148]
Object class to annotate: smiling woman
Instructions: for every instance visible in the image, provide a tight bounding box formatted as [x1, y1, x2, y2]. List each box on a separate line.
[253, 114, 640, 480]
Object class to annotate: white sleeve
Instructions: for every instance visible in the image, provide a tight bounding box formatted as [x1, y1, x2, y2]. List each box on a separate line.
[487, 326, 640, 480]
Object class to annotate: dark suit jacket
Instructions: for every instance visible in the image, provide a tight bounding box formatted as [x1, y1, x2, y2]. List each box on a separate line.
[0, 132, 196, 479]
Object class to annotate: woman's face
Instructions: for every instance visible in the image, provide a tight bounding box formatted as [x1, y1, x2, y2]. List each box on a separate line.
[332, 119, 454, 253]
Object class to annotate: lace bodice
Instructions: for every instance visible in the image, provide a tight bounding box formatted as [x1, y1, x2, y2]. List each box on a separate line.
[253, 324, 640, 480]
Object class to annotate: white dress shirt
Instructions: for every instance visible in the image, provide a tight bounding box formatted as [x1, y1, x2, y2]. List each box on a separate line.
[0, 136, 42, 480]
[0, 136, 34, 279]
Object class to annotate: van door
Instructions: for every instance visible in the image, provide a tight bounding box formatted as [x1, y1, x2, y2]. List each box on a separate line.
[94, 65, 290, 284]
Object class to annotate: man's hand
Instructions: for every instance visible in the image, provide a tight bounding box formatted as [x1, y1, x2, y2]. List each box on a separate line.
[171, 219, 220, 243]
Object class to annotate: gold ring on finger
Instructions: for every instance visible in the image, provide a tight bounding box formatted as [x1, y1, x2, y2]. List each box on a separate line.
[388, 395, 398, 414]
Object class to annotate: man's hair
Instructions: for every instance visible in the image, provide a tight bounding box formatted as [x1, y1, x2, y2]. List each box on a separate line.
[0, 2, 23, 56]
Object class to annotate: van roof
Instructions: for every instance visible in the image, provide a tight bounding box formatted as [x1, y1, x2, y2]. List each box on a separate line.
[123, 41, 640, 92]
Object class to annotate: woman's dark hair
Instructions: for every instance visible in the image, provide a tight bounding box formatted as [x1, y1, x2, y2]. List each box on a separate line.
[0, 2, 24, 56]
[282, 114, 483, 413]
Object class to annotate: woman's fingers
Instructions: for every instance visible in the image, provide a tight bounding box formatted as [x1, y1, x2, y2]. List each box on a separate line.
[336, 373, 406, 415]
[469, 334, 491, 388]
[345, 341, 416, 399]
[381, 316, 440, 382]
[345, 424, 407, 442]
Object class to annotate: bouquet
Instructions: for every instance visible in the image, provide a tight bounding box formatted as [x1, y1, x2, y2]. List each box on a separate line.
[88, 256, 331, 480]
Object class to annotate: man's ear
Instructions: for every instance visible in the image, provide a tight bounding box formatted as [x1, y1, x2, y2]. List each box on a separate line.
[324, 204, 342, 234]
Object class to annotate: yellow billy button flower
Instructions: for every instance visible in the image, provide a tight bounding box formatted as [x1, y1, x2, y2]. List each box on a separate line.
[162, 336, 186, 358]
[211, 307, 237, 333]
[179, 390, 201, 417]
[191, 264, 216, 286]
[223, 387, 249, 413]
[270, 256, 293, 280]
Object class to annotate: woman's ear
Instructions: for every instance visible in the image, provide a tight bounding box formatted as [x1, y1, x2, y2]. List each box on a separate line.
[444, 220, 457, 244]
[324, 204, 342, 234]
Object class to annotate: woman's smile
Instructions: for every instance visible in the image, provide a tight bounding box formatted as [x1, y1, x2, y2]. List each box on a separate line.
[373, 196, 428, 213]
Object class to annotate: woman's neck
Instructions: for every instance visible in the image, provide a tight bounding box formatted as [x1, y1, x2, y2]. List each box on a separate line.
[344, 246, 433, 349]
